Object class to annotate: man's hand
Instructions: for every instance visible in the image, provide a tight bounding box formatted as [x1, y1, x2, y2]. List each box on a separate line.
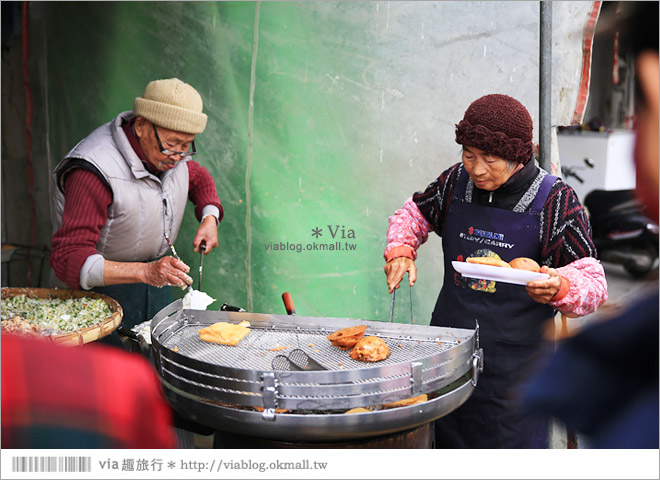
[193, 215, 219, 253]
[143, 256, 193, 288]
[526, 265, 563, 304]
[384, 257, 417, 294]
[103, 256, 192, 288]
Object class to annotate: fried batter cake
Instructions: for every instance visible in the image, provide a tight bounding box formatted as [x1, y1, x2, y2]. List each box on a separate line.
[349, 336, 390, 362]
[509, 257, 541, 272]
[254, 406, 290, 414]
[326, 325, 367, 350]
[344, 407, 372, 414]
[466, 256, 512, 268]
[198, 321, 251, 346]
[383, 394, 428, 409]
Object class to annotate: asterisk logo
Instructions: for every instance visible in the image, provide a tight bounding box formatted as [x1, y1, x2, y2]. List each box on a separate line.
[311, 227, 323, 238]
[167, 461, 176, 469]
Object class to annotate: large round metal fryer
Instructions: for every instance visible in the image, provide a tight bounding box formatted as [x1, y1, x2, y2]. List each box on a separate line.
[150, 299, 483, 442]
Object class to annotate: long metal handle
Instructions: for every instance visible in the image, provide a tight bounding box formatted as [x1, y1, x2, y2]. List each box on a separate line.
[198, 241, 206, 290]
[409, 284, 414, 324]
[220, 303, 245, 312]
[163, 233, 179, 259]
[388, 284, 414, 324]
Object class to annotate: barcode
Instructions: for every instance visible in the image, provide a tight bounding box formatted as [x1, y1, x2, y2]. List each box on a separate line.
[12, 456, 91, 473]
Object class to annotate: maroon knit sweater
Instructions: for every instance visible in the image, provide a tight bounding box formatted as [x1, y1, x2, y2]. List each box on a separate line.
[50, 122, 223, 289]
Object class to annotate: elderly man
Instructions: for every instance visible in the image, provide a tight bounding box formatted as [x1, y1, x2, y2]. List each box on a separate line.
[50, 78, 222, 341]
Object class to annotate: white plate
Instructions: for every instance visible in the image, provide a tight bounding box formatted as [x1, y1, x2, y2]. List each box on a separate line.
[452, 261, 550, 286]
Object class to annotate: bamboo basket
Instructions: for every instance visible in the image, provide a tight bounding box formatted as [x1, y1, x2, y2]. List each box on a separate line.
[1, 287, 123, 346]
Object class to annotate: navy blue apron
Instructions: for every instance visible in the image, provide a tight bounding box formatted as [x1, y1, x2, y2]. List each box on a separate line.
[92, 283, 173, 348]
[433, 167, 556, 448]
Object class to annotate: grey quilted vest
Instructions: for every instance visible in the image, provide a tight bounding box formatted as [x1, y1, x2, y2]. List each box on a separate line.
[52, 111, 189, 262]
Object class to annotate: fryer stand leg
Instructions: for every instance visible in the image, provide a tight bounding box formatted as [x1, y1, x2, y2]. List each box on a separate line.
[174, 427, 196, 449]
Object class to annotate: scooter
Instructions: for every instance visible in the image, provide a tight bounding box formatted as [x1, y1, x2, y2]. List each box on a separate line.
[562, 166, 659, 278]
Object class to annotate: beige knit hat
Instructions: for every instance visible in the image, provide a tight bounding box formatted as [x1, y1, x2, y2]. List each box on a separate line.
[133, 78, 207, 134]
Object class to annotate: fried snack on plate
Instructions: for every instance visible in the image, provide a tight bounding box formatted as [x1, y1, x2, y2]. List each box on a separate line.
[198, 321, 250, 346]
[509, 257, 541, 272]
[466, 256, 512, 268]
[383, 394, 428, 409]
[327, 325, 367, 350]
[344, 407, 372, 414]
[350, 336, 390, 362]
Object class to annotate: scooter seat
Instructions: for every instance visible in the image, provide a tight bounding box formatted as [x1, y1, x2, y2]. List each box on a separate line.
[584, 189, 640, 218]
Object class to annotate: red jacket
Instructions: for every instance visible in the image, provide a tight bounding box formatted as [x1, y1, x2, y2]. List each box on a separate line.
[1, 334, 176, 448]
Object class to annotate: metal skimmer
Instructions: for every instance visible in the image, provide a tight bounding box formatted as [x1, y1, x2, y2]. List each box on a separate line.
[272, 349, 326, 371]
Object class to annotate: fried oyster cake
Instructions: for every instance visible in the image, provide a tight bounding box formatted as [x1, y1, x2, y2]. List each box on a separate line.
[344, 407, 372, 414]
[326, 325, 367, 350]
[349, 336, 390, 362]
[198, 320, 251, 346]
[383, 394, 428, 409]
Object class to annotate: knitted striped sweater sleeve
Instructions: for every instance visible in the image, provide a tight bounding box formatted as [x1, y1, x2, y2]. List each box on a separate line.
[539, 181, 598, 267]
[383, 165, 459, 262]
[187, 160, 224, 222]
[540, 181, 607, 316]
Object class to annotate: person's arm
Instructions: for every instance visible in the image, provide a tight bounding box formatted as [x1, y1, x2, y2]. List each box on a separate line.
[384, 197, 432, 262]
[527, 182, 608, 316]
[101, 257, 192, 289]
[50, 169, 111, 290]
[383, 165, 459, 293]
[187, 160, 223, 253]
[50, 169, 192, 290]
[383, 198, 431, 293]
[549, 257, 608, 317]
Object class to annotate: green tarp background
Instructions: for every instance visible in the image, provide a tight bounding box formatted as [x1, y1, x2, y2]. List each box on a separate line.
[35, 1, 457, 323]
[14, 1, 592, 324]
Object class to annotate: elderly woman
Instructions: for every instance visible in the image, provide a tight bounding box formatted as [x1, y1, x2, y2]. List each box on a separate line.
[384, 94, 608, 448]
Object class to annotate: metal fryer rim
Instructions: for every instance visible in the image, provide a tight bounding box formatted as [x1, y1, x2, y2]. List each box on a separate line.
[151, 300, 480, 412]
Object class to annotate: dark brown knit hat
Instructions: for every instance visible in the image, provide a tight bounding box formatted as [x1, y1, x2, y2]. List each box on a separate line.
[455, 94, 533, 164]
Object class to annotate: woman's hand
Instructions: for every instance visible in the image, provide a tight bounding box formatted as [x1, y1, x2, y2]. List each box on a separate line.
[526, 265, 563, 304]
[143, 256, 193, 288]
[384, 257, 417, 294]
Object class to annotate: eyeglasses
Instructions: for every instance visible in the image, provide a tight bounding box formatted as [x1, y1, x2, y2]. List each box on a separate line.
[152, 124, 196, 157]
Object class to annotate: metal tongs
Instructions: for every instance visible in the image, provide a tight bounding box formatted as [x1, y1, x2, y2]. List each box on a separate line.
[272, 349, 326, 371]
[389, 284, 414, 324]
